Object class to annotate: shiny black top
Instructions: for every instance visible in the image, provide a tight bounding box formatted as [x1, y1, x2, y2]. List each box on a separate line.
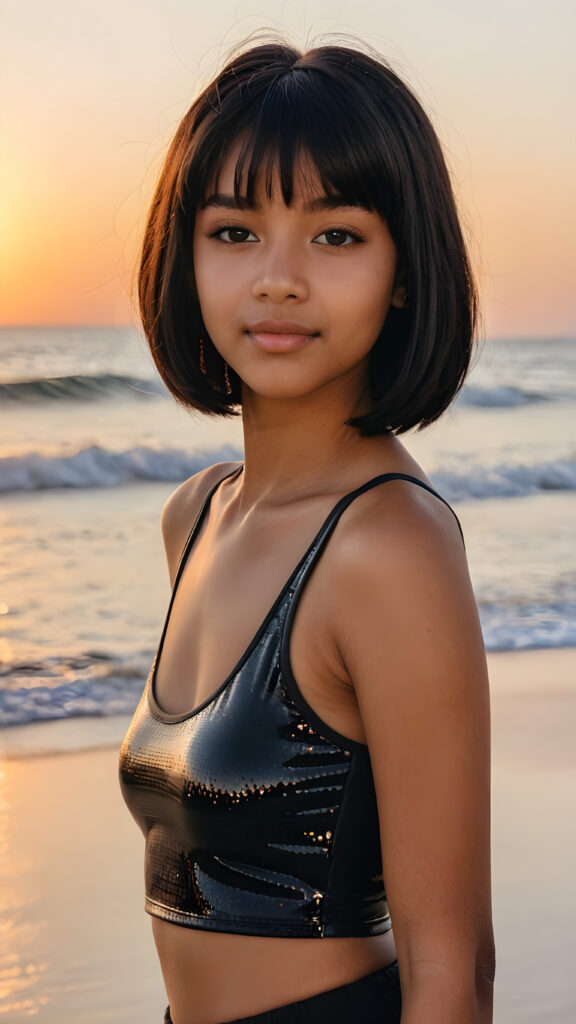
[119, 466, 464, 938]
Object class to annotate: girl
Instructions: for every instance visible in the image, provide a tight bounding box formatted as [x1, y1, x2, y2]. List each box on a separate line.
[119, 37, 495, 1024]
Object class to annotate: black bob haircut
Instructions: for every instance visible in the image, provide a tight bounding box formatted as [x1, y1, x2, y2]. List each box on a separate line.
[139, 38, 479, 435]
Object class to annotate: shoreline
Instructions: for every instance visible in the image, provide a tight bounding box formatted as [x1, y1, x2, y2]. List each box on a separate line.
[1, 645, 574, 762]
[1, 646, 575, 1022]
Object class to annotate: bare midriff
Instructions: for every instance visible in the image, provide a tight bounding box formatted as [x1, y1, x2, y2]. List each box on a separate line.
[153, 918, 397, 1024]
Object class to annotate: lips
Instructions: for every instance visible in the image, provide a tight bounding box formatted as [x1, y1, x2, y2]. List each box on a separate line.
[245, 320, 319, 353]
[246, 319, 318, 336]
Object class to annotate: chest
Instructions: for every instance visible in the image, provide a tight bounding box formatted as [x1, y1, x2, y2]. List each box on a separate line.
[153, 515, 367, 746]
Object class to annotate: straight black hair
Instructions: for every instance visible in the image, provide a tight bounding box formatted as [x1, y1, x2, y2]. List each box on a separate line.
[139, 37, 479, 434]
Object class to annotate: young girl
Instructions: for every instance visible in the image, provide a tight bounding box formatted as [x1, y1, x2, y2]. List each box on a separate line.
[119, 37, 495, 1024]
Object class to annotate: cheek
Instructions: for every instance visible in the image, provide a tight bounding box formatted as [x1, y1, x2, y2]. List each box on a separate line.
[192, 237, 221, 302]
[194, 249, 244, 313]
[333, 264, 394, 329]
[362, 251, 398, 326]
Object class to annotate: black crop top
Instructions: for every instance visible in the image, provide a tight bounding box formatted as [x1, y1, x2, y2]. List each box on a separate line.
[119, 466, 464, 938]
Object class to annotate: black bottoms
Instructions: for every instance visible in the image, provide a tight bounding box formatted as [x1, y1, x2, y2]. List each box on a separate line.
[164, 959, 401, 1023]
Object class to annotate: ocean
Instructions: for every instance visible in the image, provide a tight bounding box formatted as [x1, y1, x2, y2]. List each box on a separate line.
[1, 326, 575, 746]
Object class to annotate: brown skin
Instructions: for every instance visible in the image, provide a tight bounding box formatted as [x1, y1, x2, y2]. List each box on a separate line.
[150, 149, 495, 1023]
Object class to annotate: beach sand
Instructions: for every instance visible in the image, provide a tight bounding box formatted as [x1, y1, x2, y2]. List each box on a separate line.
[1, 648, 574, 1023]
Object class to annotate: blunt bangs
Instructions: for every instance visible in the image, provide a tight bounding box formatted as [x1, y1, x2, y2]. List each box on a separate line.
[190, 71, 395, 218]
[139, 40, 478, 433]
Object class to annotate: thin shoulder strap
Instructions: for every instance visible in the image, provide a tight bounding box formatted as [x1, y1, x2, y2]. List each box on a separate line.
[353, 472, 465, 546]
[294, 472, 465, 584]
[148, 465, 243, 700]
[173, 464, 243, 583]
[283, 472, 466, 655]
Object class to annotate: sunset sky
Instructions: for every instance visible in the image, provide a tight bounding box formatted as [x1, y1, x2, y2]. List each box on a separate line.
[1, 0, 574, 337]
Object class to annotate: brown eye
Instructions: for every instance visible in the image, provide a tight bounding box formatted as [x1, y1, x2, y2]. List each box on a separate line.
[212, 227, 257, 244]
[314, 228, 363, 247]
[324, 230, 349, 246]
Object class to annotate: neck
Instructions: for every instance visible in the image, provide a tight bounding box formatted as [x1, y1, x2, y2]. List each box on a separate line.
[235, 376, 393, 510]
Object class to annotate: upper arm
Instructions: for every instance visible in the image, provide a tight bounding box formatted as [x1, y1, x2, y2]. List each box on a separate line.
[333, 489, 493, 986]
[160, 461, 242, 587]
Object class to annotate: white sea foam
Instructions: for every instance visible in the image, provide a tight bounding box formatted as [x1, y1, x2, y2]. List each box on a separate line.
[0, 652, 151, 727]
[1, 444, 575, 498]
[0, 444, 243, 492]
[431, 459, 576, 500]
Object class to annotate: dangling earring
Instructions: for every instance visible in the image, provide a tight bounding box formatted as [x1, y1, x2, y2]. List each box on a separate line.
[200, 335, 232, 394]
[403, 291, 410, 308]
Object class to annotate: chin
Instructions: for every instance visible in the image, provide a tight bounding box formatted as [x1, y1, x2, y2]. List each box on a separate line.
[235, 368, 308, 397]
[245, 384, 314, 401]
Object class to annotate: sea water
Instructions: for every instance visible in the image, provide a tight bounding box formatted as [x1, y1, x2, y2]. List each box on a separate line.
[1, 326, 574, 738]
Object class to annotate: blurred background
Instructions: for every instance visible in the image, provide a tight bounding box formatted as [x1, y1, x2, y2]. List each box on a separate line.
[0, 1, 575, 1021]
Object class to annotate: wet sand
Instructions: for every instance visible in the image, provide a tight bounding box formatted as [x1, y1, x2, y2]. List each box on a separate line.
[0, 647, 575, 1022]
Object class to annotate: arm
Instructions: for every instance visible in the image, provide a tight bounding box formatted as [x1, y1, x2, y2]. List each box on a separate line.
[332, 488, 495, 1023]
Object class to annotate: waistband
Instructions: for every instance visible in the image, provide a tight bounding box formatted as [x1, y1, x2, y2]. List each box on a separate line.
[163, 959, 401, 1023]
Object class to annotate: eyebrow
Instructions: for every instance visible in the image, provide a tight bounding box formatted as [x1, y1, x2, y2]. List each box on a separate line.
[201, 193, 368, 213]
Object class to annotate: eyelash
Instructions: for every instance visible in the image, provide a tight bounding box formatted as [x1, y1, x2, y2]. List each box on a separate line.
[206, 224, 366, 247]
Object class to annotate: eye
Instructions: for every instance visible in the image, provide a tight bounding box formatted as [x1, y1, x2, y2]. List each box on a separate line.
[313, 228, 364, 247]
[209, 226, 258, 244]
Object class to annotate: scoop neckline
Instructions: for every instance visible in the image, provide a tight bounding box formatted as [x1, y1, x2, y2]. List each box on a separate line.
[147, 463, 337, 724]
[147, 560, 300, 724]
[146, 467, 458, 724]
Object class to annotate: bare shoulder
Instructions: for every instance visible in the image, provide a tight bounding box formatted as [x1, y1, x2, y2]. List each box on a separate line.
[329, 473, 485, 693]
[334, 472, 467, 587]
[160, 460, 242, 584]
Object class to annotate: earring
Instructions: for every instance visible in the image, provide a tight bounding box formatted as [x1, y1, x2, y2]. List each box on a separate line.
[199, 336, 207, 375]
[403, 291, 410, 307]
[223, 362, 232, 395]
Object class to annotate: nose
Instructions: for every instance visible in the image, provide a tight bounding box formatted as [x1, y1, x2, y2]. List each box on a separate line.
[251, 238, 309, 303]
